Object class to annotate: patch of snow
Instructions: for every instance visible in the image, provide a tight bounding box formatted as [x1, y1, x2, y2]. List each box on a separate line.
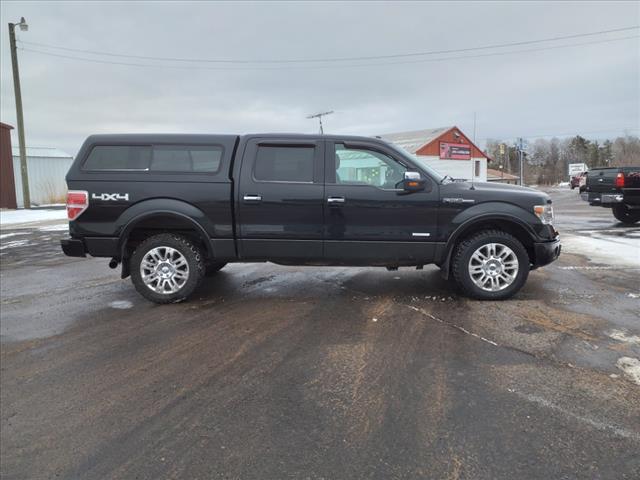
[0, 239, 32, 250]
[561, 233, 640, 268]
[38, 224, 69, 232]
[109, 300, 133, 310]
[616, 357, 640, 386]
[0, 232, 28, 240]
[607, 329, 640, 345]
[627, 293, 640, 299]
[507, 389, 639, 440]
[559, 266, 630, 271]
[0, 209, 67, 226]
[557, 181, 570, 187]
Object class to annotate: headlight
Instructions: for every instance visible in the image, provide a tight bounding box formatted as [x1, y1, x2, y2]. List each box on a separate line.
[533, 204, 554, 224]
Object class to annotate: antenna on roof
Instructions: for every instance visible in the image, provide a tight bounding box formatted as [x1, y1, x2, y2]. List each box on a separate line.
[306, 111, 334, 134]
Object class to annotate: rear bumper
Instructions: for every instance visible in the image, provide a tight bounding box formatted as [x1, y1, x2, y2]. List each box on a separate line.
[581, 192, 624, 205]
[533, 237, 561, 268]
[61, 238, 86, 257]
[61, 237, 119, 258]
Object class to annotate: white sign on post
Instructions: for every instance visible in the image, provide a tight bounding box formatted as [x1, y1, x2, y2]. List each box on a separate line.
[568, 163, 588, 176]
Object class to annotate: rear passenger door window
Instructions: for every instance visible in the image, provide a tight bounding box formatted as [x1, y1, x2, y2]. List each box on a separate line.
[253, 145, 315, 183]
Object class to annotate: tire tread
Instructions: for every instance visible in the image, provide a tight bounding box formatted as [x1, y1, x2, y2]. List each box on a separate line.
[451, 229, 529, 300]
[130, 233, 204, 304]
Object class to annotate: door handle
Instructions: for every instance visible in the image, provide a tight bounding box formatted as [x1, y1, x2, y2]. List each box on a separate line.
[243, 194, 262, 202]
[327, 196, 345, 204]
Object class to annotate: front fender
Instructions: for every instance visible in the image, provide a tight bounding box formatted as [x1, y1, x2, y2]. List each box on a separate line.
[437, 202, 542, 278]
[446, 202, 540, 246]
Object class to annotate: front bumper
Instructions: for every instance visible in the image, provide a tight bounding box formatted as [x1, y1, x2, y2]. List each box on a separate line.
[533, 237, 561, 268]
[61, 238, 86, 257]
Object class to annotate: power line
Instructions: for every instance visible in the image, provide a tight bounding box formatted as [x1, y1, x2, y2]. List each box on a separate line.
[18, 35, 640, 71]
[18, 25, 639, 64]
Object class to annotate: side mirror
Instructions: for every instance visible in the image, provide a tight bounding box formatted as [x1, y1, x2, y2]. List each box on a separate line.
[401, 171, 426, 192]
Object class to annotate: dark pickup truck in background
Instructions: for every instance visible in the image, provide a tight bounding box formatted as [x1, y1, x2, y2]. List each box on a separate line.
[61, 134, 560, 303]
[581, 166, 640, 224]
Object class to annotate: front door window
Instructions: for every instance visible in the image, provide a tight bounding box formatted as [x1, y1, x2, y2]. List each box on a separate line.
[335, 144, 407, 189]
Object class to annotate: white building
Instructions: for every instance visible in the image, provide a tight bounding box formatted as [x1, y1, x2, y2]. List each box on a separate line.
[11, 146, 73, 207]
[381, 126, 489, 182]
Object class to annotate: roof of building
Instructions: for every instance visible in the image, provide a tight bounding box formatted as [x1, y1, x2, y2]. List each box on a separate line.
[380, 127, 452, 154]
[0, 122, 14, 130]
[487, 168, 519, 180]
[11, 146, 73, 158]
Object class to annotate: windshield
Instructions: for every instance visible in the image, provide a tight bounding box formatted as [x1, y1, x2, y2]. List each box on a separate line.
[383, 141, 445, 183]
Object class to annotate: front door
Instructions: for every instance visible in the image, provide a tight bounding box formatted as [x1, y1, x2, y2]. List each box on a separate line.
[324, 140, 440, 265]
[237, 138, 325, 261]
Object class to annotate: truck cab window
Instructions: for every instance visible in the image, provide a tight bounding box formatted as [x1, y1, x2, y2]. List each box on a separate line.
[254, 145, 315, 182]
[335, 144, 406, 189]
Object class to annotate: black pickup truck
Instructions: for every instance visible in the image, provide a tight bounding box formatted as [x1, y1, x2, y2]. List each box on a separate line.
[61, 134, 560, 303]
[581, 166, 640, 224]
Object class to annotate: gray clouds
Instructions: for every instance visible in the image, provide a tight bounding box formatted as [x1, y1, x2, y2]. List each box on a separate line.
[1, 1, 638, 155]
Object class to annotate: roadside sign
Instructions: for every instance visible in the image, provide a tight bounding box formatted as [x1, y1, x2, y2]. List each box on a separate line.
[568, 163, 588, 176]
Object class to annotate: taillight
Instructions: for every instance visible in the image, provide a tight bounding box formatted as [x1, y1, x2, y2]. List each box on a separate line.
[67, 190, 89, 220]
[615, 172, 625, 188]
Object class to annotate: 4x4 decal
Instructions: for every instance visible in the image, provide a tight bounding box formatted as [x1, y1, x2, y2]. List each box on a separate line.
[91, 193, 129, 201]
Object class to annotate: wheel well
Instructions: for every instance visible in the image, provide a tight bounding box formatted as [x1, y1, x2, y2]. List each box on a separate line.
[121, 214, 212, 264]
[449, 220, 535, 269]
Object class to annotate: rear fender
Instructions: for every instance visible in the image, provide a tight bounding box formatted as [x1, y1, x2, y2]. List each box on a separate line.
[116, 199, 215, 277]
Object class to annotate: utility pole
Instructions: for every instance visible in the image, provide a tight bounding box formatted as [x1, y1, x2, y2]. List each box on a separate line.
[517, 137, 525, 186]
[306, 111, 334, 134]
[8, 17, 30, 209]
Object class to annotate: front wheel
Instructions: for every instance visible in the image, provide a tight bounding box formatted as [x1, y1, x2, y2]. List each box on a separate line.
[612, 204, 640, 224]
[130, 233, 205, 304]
[452, 230, 530, 300]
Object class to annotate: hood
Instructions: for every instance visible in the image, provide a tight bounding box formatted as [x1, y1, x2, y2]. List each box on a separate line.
[439, 181, 550, 209]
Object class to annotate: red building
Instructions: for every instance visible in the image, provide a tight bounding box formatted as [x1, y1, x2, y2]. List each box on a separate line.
[0, 122, 17, 209]
[382, 126, 490, 181]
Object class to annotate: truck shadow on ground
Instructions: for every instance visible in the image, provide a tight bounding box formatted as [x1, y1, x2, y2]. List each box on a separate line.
[192, 265, 551, 305]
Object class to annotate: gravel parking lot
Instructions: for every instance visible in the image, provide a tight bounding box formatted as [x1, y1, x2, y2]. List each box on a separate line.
[1, 187, 639, 479]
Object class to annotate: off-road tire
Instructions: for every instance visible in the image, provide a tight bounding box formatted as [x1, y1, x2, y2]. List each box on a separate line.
[451, 229, 530, 300]
[130, 233, 205, 304]
[205, 262, 227, 276]
[612, 205, 640, 224]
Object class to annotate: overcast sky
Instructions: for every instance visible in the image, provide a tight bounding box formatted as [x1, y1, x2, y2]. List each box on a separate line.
[1, 1, 638, 155]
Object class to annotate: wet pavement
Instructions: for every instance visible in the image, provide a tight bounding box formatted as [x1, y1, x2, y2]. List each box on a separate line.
[1, 188, 639, 479]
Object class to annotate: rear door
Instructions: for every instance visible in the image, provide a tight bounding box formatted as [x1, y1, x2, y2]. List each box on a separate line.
[237, 137, 325, 260]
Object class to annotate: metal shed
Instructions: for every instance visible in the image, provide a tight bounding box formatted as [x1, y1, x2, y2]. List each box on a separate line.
[11, 146, 73, 207]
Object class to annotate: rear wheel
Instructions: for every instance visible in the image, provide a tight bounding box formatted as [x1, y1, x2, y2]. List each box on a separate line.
[612, 204, 640, 224]
[130, 233, 204, 304]
[452, 230, 530, 300]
